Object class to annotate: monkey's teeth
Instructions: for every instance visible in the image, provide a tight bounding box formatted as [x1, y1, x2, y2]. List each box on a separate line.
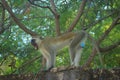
[35, 47, 37, 50]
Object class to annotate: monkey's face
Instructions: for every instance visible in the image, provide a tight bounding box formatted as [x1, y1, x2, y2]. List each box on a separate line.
[31, 36, 42, 50]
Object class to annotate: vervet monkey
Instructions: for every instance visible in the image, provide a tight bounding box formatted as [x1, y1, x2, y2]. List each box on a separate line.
[31, 30, 87, 70]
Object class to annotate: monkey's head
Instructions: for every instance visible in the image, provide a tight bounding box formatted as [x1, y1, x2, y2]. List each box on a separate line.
[31, 36, 43, 50]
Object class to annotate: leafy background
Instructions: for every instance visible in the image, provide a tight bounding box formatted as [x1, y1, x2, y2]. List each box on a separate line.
[0, 0, 120, 75]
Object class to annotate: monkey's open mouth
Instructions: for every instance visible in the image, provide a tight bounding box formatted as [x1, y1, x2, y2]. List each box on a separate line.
[31, 39, 38, 50]
[32, 43, 38, 50]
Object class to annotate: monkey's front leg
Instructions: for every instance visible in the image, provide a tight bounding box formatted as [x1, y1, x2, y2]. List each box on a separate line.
[40, 49, 52, 71]
[69, 46, 76, 66]
[47, 51, 56, 71]
[46, 58, 53, 71]
[40, 58, 52, 72]
[74, 48, 83, 66]
[41, 57, 46, 69]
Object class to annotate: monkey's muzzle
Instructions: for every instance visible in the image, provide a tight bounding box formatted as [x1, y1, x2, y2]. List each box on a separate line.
[31, 39, 38, 50]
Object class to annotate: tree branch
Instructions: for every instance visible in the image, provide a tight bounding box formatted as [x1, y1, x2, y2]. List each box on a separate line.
[82, 47, 97, 68]
[14, 56, 41, 73]
[0, 4, 12, 34]
[0, 3, 5, 34]
[50, 0, 60, 36]
[1, 0, 38, 36]
[85, 12, 116, 30]
[98, 16, 120, 44]
[100, 41, 120, 52]
[28, 0, 49, 8]
[67, 0, 87, 32]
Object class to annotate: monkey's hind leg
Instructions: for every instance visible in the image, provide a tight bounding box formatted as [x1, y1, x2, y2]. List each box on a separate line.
[69, 34, 83, 66]
[49, 51, 56, 70]
[74, 48, 83, 66]
[69, 45, 76, 65]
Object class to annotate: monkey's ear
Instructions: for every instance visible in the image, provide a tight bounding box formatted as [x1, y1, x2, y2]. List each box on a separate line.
[39, 36, 44, 40]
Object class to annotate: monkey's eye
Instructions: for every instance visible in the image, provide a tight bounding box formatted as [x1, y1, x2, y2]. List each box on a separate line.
[31, 39, 35, 43]
[31, 39, 38, 50]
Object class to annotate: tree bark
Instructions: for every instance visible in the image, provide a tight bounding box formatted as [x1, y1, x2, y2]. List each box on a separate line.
[0, 68, 119, 80]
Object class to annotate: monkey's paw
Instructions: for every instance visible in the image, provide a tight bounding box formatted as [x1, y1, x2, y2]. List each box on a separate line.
[50, 66, 68, 72]
[50, 67, 58, 72]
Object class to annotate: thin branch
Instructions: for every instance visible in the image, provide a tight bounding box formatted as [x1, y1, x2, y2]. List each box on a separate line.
[0, 3, 5, 27]
[0, 10, 12, 35]
[98, 15, 120, 44]
[0, 21, 12, 34]
[1, 0, 38, 36]
[67, 0, 87, 32]
[100, 41, 120, 52]
[12, 56, 41, 73]
[85, 12, 116, 30]
[22, 2, 31, 14]
[28, 0, 55, 15]
[28, 0, 49, 8]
